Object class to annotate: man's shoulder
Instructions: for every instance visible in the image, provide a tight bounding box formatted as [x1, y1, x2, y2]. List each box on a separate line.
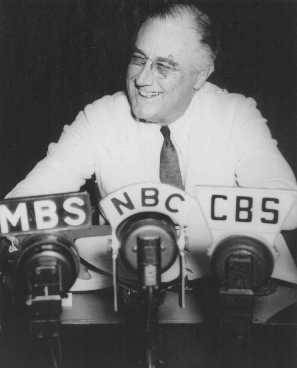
[199, 82, 254, 107]
[189, 83, 265, 136]
[84, 91, 130, 118]
[194, 82, 262, 127]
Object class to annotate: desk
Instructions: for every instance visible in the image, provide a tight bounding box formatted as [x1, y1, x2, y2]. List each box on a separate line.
[61, 290, 203, 325]
[61, 285, 297, 326]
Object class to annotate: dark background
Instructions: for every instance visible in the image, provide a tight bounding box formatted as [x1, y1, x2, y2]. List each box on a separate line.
[0, 2, 296, 367]
[0, 0, 296, 197]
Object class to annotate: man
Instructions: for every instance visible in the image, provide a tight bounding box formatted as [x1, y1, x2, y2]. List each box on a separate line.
[6, 2, 297, 283]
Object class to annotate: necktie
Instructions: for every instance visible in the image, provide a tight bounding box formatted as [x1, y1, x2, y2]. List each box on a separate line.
[159, 126, 184, 190]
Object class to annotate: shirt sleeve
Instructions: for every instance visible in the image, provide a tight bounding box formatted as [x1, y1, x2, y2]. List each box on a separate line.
[6, 110, 96, 198]
[231, 96, 297, 229]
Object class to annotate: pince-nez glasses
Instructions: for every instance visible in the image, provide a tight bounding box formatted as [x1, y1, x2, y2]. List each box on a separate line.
[129, 53, 179, 79]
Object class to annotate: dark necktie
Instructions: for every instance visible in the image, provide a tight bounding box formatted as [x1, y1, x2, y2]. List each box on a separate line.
[159, 126, 184, 190]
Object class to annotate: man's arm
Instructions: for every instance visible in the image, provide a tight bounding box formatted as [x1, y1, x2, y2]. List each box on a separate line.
[6, 110, 96, 198]
[231, 96, 297, 230]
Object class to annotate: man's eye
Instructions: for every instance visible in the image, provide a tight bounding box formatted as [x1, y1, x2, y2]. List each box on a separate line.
[130, 55, 146, 66]
[155, 62, 174, 76]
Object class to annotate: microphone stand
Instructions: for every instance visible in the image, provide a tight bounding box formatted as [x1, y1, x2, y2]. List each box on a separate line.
[137, 235, 162, 368]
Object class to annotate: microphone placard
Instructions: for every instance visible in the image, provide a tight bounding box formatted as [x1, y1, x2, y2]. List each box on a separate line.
[0, 192, 92, 236]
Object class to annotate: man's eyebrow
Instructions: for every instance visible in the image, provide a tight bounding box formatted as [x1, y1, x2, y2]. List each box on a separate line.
[133, 48, 178, 67]
[155, 57, 179, 67]
[133, 47, 147, 57]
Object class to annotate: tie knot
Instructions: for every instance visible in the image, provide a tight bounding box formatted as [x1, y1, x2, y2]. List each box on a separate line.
[160, 125, 171, 140]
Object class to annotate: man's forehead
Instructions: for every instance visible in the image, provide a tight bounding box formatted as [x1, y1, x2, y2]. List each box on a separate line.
[135, 14, 202, 62]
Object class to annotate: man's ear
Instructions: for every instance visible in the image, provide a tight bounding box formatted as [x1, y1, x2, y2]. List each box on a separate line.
[193, 63, 214, 90]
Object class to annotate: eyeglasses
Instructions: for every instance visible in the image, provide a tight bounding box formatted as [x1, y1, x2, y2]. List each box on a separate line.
[129, 53, 179, 79]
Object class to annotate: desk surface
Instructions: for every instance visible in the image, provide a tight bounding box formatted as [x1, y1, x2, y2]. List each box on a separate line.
[61, 290, 203, 325]
[61, 286, 297, 326]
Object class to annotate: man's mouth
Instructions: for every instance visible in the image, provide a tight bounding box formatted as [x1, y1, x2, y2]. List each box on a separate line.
[137, 89, 162, 98]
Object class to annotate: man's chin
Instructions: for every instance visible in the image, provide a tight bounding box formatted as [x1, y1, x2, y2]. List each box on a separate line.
[133, 109, 159, 124]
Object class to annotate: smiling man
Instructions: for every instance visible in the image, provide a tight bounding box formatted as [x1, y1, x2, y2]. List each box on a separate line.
[7, 2, 297, 228]
[126, 10, 213, 125]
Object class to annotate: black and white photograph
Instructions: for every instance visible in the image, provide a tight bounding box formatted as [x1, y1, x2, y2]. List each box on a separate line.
[0, 0, 296, 367]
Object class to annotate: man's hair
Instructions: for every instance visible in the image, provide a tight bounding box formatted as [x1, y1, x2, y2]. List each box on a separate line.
[131, 0, 220, 63]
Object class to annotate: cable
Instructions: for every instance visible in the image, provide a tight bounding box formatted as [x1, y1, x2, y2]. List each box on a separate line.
[79, 257, 139, 290]
[48, 335, 63, 368]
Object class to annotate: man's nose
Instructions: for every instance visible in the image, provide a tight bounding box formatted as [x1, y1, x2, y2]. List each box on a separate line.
[135, 61, 154, 86]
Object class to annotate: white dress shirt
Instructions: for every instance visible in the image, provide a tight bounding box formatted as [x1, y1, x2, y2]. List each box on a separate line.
[8, 82, 297, 202]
